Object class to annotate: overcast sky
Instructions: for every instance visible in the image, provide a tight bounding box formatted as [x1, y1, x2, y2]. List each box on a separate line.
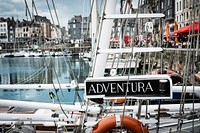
[0, 0, 91, 28]
[0, 0, 138, 28]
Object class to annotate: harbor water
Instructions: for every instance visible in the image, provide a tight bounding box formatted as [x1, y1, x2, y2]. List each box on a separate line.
[0, 56, 89, 104]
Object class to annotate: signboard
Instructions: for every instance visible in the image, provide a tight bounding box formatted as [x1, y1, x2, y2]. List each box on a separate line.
[85, 75, 172, 99]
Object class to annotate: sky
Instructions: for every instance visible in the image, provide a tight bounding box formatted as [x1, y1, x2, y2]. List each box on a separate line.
[0, 0, 138, 28]
[0, 0, 91, 28]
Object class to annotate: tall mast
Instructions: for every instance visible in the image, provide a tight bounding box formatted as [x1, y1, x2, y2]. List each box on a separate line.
[91, 0, 98, 52]
[92, 0, 117, 77]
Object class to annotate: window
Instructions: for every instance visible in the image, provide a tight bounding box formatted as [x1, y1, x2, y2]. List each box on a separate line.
[168, 0, 170, 6]
[24, 33, 27, 37]
[186, 0, 188, 8]
[177, 16, 178, 21]
[179, 1, 181, 10]
[183, 0, 185, 8]
[177, 2, 179, 11]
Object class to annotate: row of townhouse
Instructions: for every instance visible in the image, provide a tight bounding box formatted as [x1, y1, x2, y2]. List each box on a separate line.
[68, 0, 199, 47]
[0, 15, 65, 50]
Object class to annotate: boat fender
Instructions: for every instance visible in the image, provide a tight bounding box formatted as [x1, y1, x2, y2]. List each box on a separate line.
[110, 69, 117, 76]
[71, 80, 77, 88]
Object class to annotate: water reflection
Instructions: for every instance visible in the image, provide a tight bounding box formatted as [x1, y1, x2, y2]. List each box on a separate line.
[0, 56, 89, 84]
[0, 56, 89, 103]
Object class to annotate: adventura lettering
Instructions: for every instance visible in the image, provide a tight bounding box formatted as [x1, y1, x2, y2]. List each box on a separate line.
[87, 81, 153, 94]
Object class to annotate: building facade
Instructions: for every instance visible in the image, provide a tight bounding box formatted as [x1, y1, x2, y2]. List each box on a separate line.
[51, 25, 62, 44]
[15, 20, 41, 45]
[68, 15, 90, 43]
[0, 17, 16, 44]
[33, 15, 51, 41]
[175, 0, 199, 29]
[68, 15, 82, 42]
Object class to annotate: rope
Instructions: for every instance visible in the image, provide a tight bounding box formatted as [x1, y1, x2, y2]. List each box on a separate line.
[51, 0, 60, 26]
[24, 0, 32, 20]
[177, 3, 195, 131]
[121, 0, 141, 132]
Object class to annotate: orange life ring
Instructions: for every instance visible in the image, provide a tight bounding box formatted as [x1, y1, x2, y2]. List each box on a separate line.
[109, 98, 125, 104]
[91, 115, 148, 133]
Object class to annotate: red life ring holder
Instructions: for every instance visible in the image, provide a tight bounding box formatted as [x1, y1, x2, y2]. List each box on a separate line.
[91, 115, 149, 133]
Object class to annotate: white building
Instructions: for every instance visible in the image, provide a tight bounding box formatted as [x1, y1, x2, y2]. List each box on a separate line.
[175, 0, 184, 29]
[175, 0, 199, 29]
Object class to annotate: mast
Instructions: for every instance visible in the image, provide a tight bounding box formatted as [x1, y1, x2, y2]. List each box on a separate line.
[92, 0, 117, 77]
[91, 0, 99, 53]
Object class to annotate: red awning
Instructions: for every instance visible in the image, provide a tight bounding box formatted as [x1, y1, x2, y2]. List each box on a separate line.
[174, 22, 199, 34]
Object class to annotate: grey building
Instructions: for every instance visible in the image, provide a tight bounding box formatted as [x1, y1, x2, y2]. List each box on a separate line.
[68, 15, 90, 42]
[68, 15, 82, 41]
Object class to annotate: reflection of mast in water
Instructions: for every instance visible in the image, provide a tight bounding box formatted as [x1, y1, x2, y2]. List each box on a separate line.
[0, 57, 90, 84]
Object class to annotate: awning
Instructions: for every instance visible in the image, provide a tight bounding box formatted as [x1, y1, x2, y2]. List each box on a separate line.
[174, 22, 199, 34]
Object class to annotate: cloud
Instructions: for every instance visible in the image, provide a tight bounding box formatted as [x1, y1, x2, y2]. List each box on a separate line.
[0, 0, 129, 28]
[10, 0, 24, 4]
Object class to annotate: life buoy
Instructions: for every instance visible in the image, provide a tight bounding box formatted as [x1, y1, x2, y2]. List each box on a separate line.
[91, 115, 148, 133]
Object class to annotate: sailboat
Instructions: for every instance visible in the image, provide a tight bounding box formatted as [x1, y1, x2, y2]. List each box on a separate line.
[0, 0, 200, 133]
